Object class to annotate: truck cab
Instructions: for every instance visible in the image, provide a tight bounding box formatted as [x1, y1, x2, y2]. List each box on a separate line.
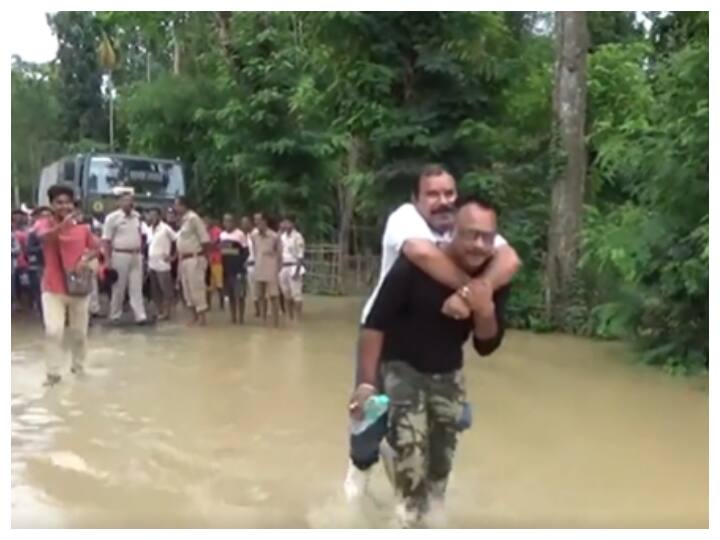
[38, 153, 186, 216]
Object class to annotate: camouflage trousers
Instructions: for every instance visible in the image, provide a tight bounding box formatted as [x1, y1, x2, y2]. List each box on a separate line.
[382, 360, 466, 514]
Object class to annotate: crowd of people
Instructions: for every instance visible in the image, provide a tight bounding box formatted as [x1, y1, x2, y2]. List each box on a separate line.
[13, 163, 524, 527]
[11, 185, 306, 381]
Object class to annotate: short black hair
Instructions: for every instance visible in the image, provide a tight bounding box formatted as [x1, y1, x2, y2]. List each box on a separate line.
[148, 207, 162, 214]
[414, 163, 453, 196]
[455, 194, 499, 215]
[47, 183, 75, 202]
[283, 214, 296, 223]
[11, 209, 25, 217]
[32, 206, 52, 217]
[175, 196, 191, 208]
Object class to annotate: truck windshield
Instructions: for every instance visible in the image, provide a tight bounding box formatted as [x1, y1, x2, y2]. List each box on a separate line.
[86, 156, 184, 198]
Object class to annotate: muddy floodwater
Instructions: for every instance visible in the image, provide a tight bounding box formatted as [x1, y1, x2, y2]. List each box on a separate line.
[11, 296, 708, 528]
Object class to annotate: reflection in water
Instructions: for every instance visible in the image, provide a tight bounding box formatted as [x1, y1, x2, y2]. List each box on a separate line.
[11, 296, 708, 528]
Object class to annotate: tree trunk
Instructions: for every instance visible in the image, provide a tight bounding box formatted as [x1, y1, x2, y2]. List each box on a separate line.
[214, 12, 244, 76]
[172, 22, 181, 75]
[545, 11, 589, 326]
[337, 137, 365, 294]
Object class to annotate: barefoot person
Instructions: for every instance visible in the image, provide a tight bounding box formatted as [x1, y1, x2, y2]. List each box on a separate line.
[350, 196, 511, 526]
[279, 215, 305, 321]
[250, 213, 282, 327]
[219, 213, 249, 324]
[204, 215, 224, 311]
[147, 207, 177, 320]
[34, 184, 100, 386]
[240, 216, 259, 318]
[174, 196, 211, 326]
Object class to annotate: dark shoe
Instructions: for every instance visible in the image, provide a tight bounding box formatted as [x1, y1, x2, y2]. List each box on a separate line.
[43, 373, 62, 387]
[70, 365, 84, 376]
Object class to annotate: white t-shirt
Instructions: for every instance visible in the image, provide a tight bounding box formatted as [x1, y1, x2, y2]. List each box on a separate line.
[247, 227, 258, 263]
[281, 230, 305, 264]
[219, 229, 248, 247]
[360, 203, 507, 322]
[147, 222, 177, 272]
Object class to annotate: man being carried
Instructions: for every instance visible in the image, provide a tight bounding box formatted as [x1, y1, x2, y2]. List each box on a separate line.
[352, 196, 510, 527]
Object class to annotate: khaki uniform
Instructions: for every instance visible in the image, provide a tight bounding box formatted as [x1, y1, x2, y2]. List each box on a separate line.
[279, 229, 305, 302]
[102, 209, 146, 322]
[251, 230, 281, 298]
[176, 210, 210, 312]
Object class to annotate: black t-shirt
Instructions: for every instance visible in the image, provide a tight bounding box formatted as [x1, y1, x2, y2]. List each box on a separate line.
[219, 230, 249, 277]
[363, 253, 509, 374]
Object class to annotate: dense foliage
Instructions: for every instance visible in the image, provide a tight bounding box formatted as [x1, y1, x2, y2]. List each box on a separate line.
[10, 11, 708, 372]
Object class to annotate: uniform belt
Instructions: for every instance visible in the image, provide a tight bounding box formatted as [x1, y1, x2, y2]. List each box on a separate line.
[246, 261, 255, 266]
[180, 252, 204, 260]
[114, 248, 141, 254]
[282, 262, 299, 266]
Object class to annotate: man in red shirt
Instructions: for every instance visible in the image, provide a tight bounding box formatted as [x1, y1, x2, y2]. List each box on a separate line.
[34, 184, 99, 386]
[204, 215, 224, 310]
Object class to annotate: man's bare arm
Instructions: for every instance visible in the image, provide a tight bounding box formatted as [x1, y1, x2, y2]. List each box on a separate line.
[403, 239, 469, 289]
[37, 214, 74, 241]
[356, 328, 384, 387]
[349, 329, 384, 419]
[102, 239, 113, 263]
[480, 244, 522, 290]
[403, 239, 521, 292]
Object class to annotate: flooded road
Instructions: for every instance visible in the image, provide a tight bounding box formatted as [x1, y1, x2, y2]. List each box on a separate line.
[11, 296, 708, 528]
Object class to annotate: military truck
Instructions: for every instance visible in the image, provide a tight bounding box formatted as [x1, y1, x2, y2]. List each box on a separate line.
[37, 152, 186, 216]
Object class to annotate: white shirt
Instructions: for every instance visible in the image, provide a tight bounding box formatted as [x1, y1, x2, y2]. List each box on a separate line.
[147, 221, 177, 272]
[281, 230, 305, 264]
[219, 229, 247, 247]
[247, 227, 258, 263]
[360, 203, 507, 322]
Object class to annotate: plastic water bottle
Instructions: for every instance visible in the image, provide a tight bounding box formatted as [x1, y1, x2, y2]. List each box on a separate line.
[350, 394, 390, 435]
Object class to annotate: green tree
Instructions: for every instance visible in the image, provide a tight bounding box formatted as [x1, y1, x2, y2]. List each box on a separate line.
[48, 11, 107, 143]
[10, 57, 64, 204]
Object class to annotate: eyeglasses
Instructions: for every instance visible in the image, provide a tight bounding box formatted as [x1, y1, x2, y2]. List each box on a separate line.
[456, 229, 496, 245]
